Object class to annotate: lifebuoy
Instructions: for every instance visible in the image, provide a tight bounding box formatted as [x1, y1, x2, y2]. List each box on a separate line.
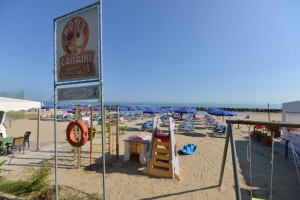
[66, 120, 88, 147]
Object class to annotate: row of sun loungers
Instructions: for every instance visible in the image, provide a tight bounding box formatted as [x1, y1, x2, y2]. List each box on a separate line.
[178, 117, 195, 133]
[204, 115, 227, 135]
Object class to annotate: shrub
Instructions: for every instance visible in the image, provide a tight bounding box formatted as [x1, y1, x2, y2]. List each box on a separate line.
[0, 161, 51, 196]
[119, 126, 128, 134]
[252, 130, 263, 140]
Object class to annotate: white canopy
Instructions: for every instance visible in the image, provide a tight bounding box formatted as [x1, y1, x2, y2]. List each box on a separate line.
[0, 97, 41, 112]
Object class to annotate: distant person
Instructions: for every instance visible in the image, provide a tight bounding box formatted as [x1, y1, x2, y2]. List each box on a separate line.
[180, 113, 183, 120]
[245, 115, 250, 119]
[193, 113, 197, 119]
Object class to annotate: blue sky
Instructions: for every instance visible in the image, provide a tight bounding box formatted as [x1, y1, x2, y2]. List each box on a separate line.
[1, 0, 300, 104]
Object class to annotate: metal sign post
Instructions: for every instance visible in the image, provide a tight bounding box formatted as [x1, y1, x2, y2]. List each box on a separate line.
[53, 2, 105, 199]
[98, 0, 106, 199]
[53, 18, 59, 200]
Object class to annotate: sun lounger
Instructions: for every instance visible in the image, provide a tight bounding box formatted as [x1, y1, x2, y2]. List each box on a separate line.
[212, 125, 227, 136]
[119, 117, 128, 124]
[141, 121, 152, 131]
[178, 118, 195, 133]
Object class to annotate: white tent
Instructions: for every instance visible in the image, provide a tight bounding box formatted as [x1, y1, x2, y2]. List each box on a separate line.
[0, 111, 6, 138]
[282, 100, 300, 152]
[0, 97, 41, 112]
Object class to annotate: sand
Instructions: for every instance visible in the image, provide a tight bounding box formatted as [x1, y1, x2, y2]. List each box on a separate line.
[1, 112, 300, 200]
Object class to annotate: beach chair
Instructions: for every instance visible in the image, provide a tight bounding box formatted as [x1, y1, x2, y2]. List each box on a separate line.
[119, 117, 128, 124]
[23, 131, 31, 148]
[6, 137, 25, 157]
[56, 114, 65, 121]
[0, 141, 7, 155]
[160, 115, 169, 126]
[141, 121, 152, 131]
[178, 119, 195, 133]
[212, 125, 227, 136]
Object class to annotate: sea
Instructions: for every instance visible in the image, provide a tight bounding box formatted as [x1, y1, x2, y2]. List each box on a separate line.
[42, 101, 282, 109]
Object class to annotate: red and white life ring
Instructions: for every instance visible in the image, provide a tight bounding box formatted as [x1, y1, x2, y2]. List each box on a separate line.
[66, 120, 88, 147]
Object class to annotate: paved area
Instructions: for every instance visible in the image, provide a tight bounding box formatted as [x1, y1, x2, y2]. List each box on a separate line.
[0, 142, 72, 171]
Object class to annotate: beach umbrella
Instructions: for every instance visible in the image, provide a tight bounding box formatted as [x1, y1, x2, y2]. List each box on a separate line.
[209, 109, 237, 116]
[205, 108, 216, 112]
[109, 106, 128, 111]
[92, 106, 101, 111]
[143, 108, 163, 114]
[160, 109, 169, 113]
[127, 106, 138, 111]
[60, 105, 76, 110]
[174, 108, 197, 114]
[41, 105, 54, 110]
[136, 106, 144, 111]
[209, 109, 237, 124]
[167, 107, 181, 112]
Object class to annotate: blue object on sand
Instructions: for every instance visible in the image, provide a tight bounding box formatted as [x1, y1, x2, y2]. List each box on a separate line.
[177, 144, 197, 155]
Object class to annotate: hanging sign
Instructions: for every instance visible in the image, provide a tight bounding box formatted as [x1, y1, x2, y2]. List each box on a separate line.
[55, 4, 99, 84]
[58, 85, 100, 101]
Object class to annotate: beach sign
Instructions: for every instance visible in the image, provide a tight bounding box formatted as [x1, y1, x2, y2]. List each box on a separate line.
[58, 85, 100, 101]
[55, 4, 99, 84]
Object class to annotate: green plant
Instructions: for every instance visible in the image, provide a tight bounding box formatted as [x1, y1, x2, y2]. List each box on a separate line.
[0, 161, 52, 196]
[36, 185, 102, 200]
[88, 127, 97, 140]
[0, 160, 6, 167]
[0, 160, 9, 172]
[119, 126, 128, 134]
[266, 123, 282, 132]
[261, 133, 272, 147]
[266, 123, 282, 138]
[261, 133, 270, 140]
[251, 130, 263, 140]
[257, 131, 263, 141]
[6, 111, 38, 120]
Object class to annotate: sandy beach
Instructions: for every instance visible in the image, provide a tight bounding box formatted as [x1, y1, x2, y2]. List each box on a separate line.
[0, 111, 299, 200]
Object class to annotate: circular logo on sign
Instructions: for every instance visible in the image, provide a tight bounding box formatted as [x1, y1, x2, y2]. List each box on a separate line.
[62, 17, 89, 54]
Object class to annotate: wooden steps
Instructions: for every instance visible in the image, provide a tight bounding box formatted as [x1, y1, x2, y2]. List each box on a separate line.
[145, 116, 180, 181]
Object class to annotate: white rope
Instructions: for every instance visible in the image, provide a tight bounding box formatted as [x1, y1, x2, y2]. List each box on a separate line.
[247, 125, 253, 199]
[269, 132, 275, 200]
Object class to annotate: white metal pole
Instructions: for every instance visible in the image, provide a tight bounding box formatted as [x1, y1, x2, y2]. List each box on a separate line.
[54, 88, 58, 200]
[53, 19, 59, 200]
[99, 0, 106, 199]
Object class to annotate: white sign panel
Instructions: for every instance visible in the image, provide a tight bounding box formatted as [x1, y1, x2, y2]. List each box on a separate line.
[55, 4, 99, 83]
[58, 85, 100, 101]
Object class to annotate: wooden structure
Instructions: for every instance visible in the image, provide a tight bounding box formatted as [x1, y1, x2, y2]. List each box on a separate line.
[146, 115, 180, 180]
[90, 106, 120, 163]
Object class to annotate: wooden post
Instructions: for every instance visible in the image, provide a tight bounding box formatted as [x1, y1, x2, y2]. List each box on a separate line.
[108, 106, 111, 156]
[37, 108, 40, 151]
[78, 111, 82, 169]
[74, 107, 78, 168]
[268, 103, 271, 121]
[90, 106, 93, 170]
[116, 106, 120, 159]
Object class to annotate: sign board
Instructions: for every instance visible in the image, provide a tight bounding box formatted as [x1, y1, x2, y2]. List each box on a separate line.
[55, 4, 99, 84]
[58, 85, 100, 101]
